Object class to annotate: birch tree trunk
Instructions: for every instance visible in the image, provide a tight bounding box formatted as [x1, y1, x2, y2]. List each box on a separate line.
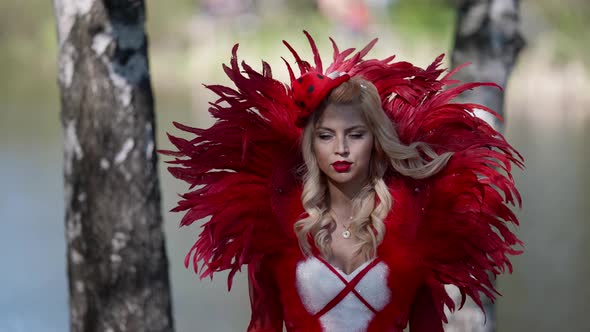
[449, 0, 525, 133]
[53, 1, 174, 331]
[445, 1, 524, 331]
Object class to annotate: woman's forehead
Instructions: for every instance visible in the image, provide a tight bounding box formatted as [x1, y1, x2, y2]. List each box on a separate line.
[317, 104, 367, 129]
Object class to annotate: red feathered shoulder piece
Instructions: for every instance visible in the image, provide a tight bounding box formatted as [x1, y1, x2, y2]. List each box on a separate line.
[362, 54, 524, 319]
[160, 32, 523, 315]
[159, 41, 305, 289]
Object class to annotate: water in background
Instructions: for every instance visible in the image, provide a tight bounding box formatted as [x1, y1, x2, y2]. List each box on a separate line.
[1, 66, 589, 332]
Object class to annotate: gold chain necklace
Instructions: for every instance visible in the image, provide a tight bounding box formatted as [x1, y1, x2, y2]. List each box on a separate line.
[331, 211, 353, 239]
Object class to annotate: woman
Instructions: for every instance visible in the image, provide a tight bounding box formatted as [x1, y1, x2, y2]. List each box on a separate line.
[162, 32, 523, 332]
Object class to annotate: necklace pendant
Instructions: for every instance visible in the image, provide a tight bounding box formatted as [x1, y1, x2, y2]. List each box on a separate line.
[342, 230, 351, 239]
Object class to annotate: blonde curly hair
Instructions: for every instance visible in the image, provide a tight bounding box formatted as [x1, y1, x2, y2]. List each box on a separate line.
[294, 77, 452, 260]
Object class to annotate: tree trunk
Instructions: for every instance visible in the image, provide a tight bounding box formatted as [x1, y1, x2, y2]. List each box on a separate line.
[53, 1, 174, 331]
[445, 1, 524, 331]
[450, 0, 525, 133]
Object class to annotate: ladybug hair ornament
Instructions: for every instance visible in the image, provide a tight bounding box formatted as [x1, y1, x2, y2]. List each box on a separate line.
[291, 71, 350, 127]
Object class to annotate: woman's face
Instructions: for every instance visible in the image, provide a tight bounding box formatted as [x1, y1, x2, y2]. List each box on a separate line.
[313, 103, 374, 192]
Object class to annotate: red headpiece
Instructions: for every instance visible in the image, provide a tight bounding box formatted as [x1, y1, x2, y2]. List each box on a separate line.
[291, 71, 350, 127]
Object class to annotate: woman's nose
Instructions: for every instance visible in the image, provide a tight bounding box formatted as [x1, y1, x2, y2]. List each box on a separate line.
[335, 136, 349, 156]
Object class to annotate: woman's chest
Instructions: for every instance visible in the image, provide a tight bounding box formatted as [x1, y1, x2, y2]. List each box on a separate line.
[296, 256, 391, 312]
[328, 234, 367, 275]
[288, 255, 392, 331]
[270, 245, 424, 331]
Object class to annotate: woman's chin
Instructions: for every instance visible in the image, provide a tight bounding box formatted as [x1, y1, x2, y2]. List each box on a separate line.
[326, 172, 363, 186]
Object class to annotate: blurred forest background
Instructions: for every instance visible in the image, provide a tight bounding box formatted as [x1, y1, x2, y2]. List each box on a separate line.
[1, 0, 589, 331]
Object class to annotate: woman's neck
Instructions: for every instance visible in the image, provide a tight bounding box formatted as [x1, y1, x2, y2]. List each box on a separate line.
[327, 177, 367, 216]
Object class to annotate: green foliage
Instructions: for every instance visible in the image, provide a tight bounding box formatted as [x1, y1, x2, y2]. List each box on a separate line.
[535, 0, 590, 65]
[389, 0, 456, 41]
[0, 0, 57, 104]
[146, 0, 195, 41]
[2, 0, 589, 104]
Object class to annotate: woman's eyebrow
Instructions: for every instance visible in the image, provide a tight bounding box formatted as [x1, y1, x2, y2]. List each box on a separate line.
[316, 125, 367, 132]
[345, 125, 368, 132]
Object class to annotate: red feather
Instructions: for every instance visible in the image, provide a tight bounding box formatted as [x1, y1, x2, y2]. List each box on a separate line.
[160, 32, 523, 321]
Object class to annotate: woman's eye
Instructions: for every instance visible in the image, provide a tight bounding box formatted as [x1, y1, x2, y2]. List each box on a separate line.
[318, 134, 333, 140]
[349, 133, 364, 139]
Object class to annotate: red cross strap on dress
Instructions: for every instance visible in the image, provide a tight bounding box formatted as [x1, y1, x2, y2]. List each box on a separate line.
[313, 256, 383, 318]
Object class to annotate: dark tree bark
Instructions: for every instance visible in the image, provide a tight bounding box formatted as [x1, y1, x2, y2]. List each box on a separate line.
[445, 1, 524, 331]
[53, 1, 174, 331]
[450, 0, 525, 133]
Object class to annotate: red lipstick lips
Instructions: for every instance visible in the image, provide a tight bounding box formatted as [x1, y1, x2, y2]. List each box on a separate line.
[332, 161, 352, 173]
